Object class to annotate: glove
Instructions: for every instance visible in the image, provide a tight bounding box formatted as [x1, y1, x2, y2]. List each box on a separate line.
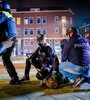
[36, 67, 51, 80]
[52, 71, 57, 75]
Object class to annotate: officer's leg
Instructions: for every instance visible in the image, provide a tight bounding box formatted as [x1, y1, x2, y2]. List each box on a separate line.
[2, 49, 19, 84]
[2, 54, 18, 78]
[25, 58, 31, 77]
[24, 58, 31, 80]
[2, 39, 19, 84]
[20, 58, 31, 82]
[59, 62, 78, 81]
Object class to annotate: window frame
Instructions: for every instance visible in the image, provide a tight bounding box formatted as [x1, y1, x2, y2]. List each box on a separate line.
[42, 16, 47, 24]
[29, 28, 34, 35]
[36, 17, 41, 24]
[17, 17, 21, 25]
[29, 17, 34, 25]
[23, 28, 28, 36]
[55, 27, 59, 33]
[36, 28, 41, 35]
[16, 28, 21, 36]
[24, 17, 28, 25]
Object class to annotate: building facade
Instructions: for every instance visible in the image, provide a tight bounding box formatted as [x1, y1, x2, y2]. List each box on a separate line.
[79, 24, 90, 40]
[79, 17, 90, 40]
[12, 8, 74, 56]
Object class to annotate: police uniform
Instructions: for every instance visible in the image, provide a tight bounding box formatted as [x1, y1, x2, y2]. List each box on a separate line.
[23, 43, 59, 80]
[0, 1, 19, 84]
[59, 27, 90, 87]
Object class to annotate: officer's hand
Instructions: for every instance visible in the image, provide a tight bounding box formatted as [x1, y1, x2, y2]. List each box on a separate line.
[52, 71, 57, 75]
[36, 67, 51, 80]
[41, 67, 51, 72]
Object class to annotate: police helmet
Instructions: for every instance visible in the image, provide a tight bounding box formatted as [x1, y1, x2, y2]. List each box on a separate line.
[66, 27, 79, 35]
[0, 1, 10, 11]
[37, 34, 45, 42]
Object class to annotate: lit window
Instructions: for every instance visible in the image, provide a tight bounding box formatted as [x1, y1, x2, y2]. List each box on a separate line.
[30, 17, 34, 24]
[37, 17, 41, 24]
[55, 16, 59, 22]
[55, 27, 59, 33]
[24, 39, 28, 46]
[17, 17, 21, 25]
[85, 33, 89, 38]
[37, 28, 41, 35]
[42, 16, 46, 24]
[24, 28, 28, 35]
[30, 28, 34, 35]
[62, 16, 66, 23]
[30, 39, 34, 45]
[43, 28, 46, 34]
[17, 28, 21, 36]
[24, 17, 28, 25]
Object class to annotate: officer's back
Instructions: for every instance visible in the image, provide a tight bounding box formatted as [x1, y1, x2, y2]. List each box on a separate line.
[0, 1, 16, 42]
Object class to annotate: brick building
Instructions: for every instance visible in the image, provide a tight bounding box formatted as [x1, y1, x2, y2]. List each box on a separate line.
[79, 17, 90, 40]
[12, 8, 74, 56]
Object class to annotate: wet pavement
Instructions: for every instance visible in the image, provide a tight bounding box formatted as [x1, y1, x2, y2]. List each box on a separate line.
[0, 62, 90, 100]
[0, 90, 90, 100]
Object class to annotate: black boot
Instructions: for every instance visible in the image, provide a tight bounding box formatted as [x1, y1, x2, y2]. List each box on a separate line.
[20, 76, 30, 82]
[9, 77, 20, 85]
[64, 77, 70, 84]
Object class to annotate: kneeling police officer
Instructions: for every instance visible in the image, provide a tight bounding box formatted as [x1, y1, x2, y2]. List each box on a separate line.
[21, 34, 59, 81]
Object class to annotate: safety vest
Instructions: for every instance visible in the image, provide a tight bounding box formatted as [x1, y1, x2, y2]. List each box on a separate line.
[0, 11, 13, 18]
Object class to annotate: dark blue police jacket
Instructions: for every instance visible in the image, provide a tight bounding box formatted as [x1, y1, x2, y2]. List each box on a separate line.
[62, 34, 90, 67]
[0, 11, 16, 41]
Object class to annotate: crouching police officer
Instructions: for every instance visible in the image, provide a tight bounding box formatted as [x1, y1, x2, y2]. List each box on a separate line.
[0, 1, 20, 84]
[59, 27, 90, 87]
[21, 34, 59, 82]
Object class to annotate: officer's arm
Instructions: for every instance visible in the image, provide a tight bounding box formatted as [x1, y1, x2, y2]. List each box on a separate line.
[30, 47, 39, 59]
[61, 40, 73, 62]
[45, 46, 53, 60]
[0, 12, 7, 24]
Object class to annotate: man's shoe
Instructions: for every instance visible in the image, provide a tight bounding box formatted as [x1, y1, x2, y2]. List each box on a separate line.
[64, 77, 70, 84]
[20, 76, 30, 82]
[72, 76, 84, 87]
[9, 78, 20, 85]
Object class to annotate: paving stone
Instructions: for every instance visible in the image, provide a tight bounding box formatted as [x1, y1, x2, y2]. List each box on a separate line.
[26, 92, 55, 100]
[52, 93, 81, 100]
[72, 92, 90, 100]
[80, 83, 90, 90]
[0, 95, 28, 100]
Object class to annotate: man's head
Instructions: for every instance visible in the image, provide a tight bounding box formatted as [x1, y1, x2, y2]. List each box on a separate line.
[37, 34, 46, 47]
[0, 1, 10, 12]
[66, 27, 79, 38]
[41, 72, 64, 89]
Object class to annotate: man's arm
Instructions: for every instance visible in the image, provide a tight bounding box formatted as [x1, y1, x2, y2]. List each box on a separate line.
[45, 46, 59, 71]
[0, 12, 6, 24]
[62, 39, 74, 62]
[30, 47, 39, 59]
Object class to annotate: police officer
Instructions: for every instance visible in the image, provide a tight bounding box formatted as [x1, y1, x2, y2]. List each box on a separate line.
[59, 27, 90, 87]
[0, 1, 19, 84]
[21, 34, 59, 82]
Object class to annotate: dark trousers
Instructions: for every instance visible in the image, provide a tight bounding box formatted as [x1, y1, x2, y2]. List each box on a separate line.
[1, 38, 18, 80]
[25, 58, 43, 76]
